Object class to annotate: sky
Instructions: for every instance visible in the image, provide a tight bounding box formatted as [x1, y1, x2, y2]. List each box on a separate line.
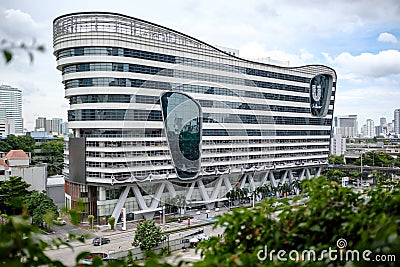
[0, 0, 399, 131]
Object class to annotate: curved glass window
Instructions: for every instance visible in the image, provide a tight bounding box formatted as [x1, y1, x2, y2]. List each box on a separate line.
[161, 92, 202, 180]
[69, 94, 158, 104]
[310, 74, 333, 117]
[57, 46, 310, 84]
[68, 109, 162, 121]
[64, 78, 310, 103]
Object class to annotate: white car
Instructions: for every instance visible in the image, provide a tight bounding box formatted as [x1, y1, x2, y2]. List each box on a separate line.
[53, 217, 66, 225]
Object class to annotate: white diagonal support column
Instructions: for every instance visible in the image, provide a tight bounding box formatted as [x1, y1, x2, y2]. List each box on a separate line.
[299, 168, 306, 180]
[149, 183, 165, 209]
[223, 176, 233, 191]
[260, 171, 270, 186]
[305, 168, 312, 180]
[197, 179, 210, 202]
[280, 170, 288, 185]
[239, 174, 247, 189]
[248, 173, 256, 192]
[111, 186, 131, 225]
[315, 167, 322, 177]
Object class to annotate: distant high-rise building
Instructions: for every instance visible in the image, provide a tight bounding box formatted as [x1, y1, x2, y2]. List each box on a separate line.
[361, 124, 367, 137]
[395, 109, 400, 135]
[366, 119, 375, 138]
[375, 126, 381, 136]
[0, 84, 23, 134]
[334, 115, 358, 137]
[379, 117, 386, 126]
[34, 116, 64, 135]
[60, 121, 69, 135]
[331, 134, 346, 156]
[35, 117, 47, 131]
[51, 118, 62, 134]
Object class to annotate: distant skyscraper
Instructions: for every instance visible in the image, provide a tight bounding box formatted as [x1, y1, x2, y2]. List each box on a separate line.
[366, 119, 375, 138]
[334, 115, 358, 137]
[60, 121, 69, 135]
[35, 117, 47, 131]
[361, 124, 367, 137]
[395, 109, 400, 135]
[379, 117, 386, 126]
[34, 116, 64, 134]
[51, 118, 62, 134]
[0, 85, 23, 134]
[331, 134, 346, 155]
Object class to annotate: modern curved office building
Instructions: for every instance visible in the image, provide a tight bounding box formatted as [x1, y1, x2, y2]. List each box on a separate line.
[53, 12, 336, 223]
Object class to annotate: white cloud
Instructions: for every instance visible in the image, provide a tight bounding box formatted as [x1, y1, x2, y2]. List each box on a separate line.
[334, 86, 400, 126]
[239, 42, 314, 66]
[0, 8, 44, 41]
[323, 50, 400, 78]
[377, 32, 398, 43]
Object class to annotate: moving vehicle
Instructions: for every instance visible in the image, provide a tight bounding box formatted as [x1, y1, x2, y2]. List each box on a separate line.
[53, 217, 66, 225]
[92, 237, 111, 246]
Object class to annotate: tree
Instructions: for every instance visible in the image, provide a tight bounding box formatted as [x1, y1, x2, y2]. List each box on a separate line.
[349, 171, 361, 178]
[0, 140, 11, 153]
[3, 134, 35, 154]
[41, 139, 64, 175]
[354, 151, 395, 167]
[394, 153, 400, 167]
[0, 176, 31, 215]
[132, 220, 165, 251]
[26, 190, 58, 228]
[328, 154, 345, 165]
[88, 215, 94, 229]
[108, 216, 115, 230]
[322, 169, 345, 183]
[172, 194, 188, 217]
[63, 198, 85, 225]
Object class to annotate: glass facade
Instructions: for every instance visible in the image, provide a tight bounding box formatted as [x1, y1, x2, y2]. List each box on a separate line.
[161, 92, 202, 179]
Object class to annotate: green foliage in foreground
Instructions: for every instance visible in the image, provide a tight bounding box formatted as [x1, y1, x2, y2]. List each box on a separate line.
[196, 178, 400, 267]
[0, 212, 70, 267]
[1, 39, 45, 64]
[1, 177, 399, 266]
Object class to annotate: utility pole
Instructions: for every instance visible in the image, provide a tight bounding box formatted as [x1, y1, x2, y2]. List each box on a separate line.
[360, 151, 363, 187]
[162, 206, 165, 228]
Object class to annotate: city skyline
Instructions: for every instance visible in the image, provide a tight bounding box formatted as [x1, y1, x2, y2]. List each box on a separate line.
[0, 0, 400, 130]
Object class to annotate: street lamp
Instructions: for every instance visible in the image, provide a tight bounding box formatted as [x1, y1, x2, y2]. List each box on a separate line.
[162, 206, 165, 228]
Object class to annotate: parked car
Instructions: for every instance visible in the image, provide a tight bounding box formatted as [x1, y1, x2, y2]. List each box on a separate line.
[53, 217, 66, 225]
[196, 233, 209, 241]
[361, 182, 370, 187]
[92, 237, 111, 246]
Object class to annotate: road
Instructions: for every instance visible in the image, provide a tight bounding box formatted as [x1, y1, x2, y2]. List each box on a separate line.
[44, 212, 225, 266]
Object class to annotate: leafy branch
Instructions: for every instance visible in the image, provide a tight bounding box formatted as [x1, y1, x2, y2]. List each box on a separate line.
[1, 39, 45, 63]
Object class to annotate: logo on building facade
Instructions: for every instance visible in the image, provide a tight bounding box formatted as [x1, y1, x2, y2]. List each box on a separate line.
[310, 74, 333, 117]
